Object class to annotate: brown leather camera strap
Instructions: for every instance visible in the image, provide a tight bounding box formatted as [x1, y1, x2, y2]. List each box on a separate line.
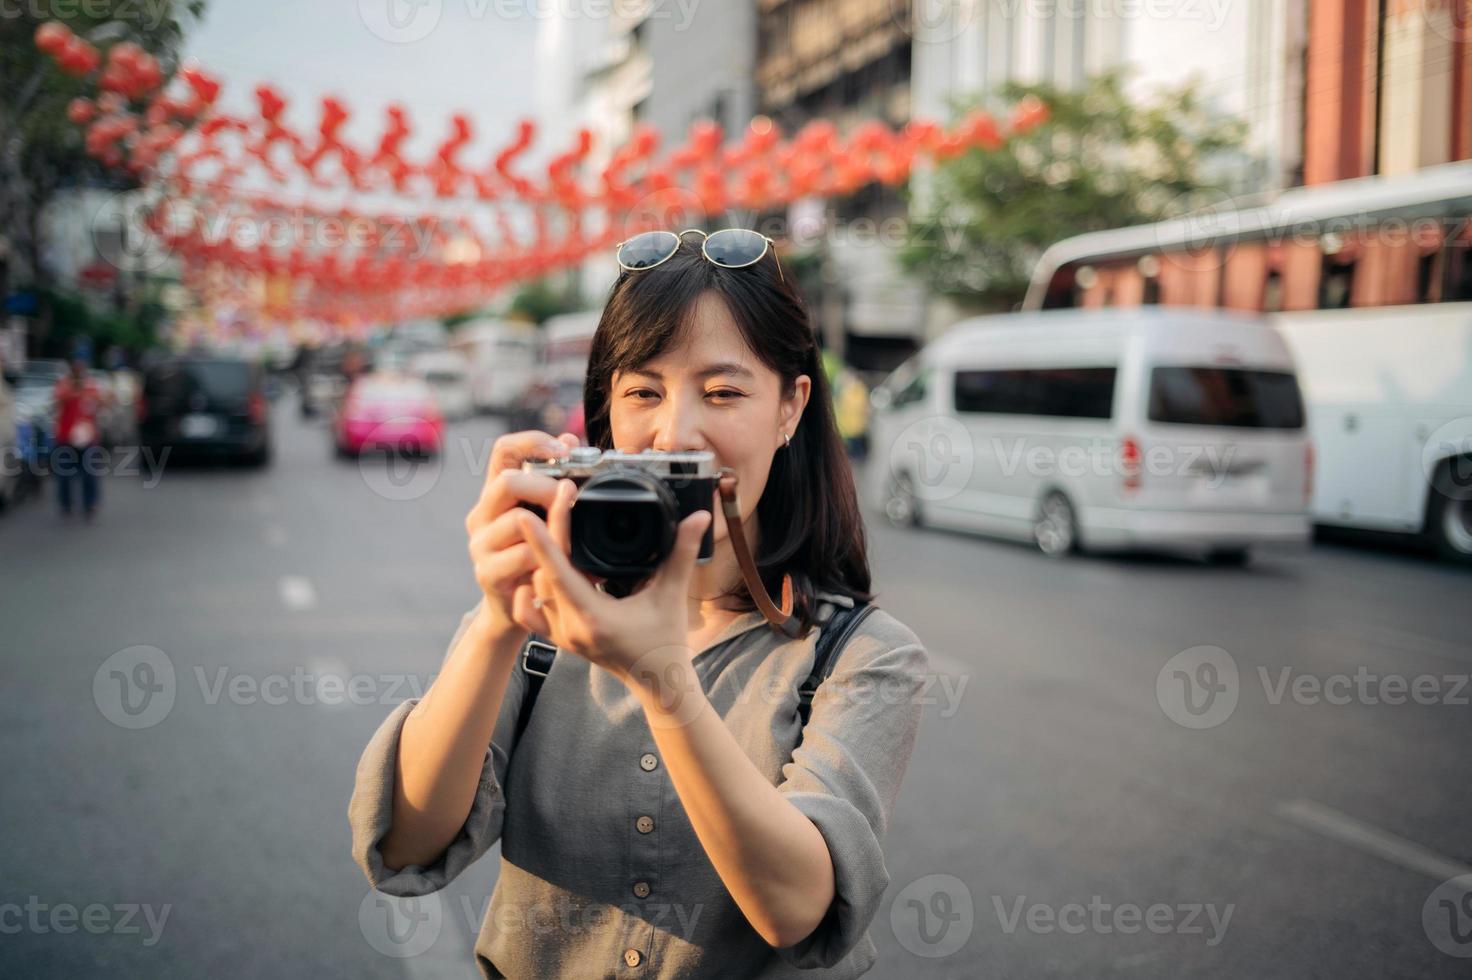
[717, 468, 805, 639]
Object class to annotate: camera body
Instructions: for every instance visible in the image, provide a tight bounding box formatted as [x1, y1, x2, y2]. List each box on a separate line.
[520, 447, 718, 590]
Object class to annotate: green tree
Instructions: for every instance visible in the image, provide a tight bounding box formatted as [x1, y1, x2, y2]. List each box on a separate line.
[505, 276, 585, 325]
[0, 0, 206, 294]
[899, 70, 1248, 311]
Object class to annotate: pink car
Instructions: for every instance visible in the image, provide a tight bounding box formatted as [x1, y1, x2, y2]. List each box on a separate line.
[333, 375, 443, 457]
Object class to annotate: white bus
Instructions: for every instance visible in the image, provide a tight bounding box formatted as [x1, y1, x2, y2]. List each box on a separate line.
[448, 319, 540, 414]
[1020, 161, 1472, 563]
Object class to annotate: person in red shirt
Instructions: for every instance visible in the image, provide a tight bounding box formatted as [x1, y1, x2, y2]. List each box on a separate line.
[52, 357, 111, 521]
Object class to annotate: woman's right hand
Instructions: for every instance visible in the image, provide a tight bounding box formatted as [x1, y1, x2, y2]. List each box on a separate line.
[466, 430, 581, 639]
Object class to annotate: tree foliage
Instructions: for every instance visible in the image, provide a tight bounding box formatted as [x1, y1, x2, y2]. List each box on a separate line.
[899, 70, 1248, 311]
[0, 1, 205, 288]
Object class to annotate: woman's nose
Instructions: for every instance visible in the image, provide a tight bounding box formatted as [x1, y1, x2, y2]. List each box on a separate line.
[650, 396, 706, 453]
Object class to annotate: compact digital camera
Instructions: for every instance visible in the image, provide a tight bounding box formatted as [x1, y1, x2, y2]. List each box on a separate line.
[520, 447, 718, 590]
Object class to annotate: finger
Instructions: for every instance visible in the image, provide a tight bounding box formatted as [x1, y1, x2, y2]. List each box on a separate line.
[518, 509, 602, 609]
[470, 505, 540, 555]
[489, 430, 570, 474]
[474, 542, 537, 594]
[548, 479, 575, 554]
[557, 432, 580, 449]
[655, 509, 712, 599]
[512, 583, 552, 636]
[469, 432, 570, 528]
[466, 470, 562, 532]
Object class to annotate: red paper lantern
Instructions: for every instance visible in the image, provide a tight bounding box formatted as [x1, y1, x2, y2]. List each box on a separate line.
[35, 20, 72, 55]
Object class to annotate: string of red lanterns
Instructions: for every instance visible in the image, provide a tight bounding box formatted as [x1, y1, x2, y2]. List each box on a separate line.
[34, 19, 1051, 328]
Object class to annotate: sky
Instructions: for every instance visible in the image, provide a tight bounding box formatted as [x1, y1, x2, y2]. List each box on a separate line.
[183, 0, 546, 167]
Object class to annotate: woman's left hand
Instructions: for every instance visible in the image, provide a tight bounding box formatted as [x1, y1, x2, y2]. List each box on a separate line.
[514, 478, 712, 692]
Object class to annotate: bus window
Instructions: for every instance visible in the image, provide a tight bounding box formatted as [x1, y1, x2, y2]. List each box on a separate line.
[1318, 241, 1355, 309]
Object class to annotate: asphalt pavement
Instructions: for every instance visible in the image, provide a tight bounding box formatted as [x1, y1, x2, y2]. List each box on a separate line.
[2, 395, 1469, 979]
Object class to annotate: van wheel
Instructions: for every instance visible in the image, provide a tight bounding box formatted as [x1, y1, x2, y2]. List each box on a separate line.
[1426, 458, 1472, 564]
[883, 472, 922, 528]
[1035, 491, 1079, 557]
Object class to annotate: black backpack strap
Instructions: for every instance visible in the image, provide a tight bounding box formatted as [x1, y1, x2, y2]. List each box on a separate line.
[797, 601, 875, 730]
[513, 635, 558, 745]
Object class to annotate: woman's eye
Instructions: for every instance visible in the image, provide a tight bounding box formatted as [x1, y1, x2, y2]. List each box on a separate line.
[626, 389, 659, 401]
[706, 390, 745, 401]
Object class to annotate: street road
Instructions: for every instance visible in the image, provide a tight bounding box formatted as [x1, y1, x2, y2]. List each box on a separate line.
[2, 396, 1469, 978]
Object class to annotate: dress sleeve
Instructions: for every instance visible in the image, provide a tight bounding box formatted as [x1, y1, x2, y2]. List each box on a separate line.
[347, 600, 529, 897]
[773, 610, 930, 968]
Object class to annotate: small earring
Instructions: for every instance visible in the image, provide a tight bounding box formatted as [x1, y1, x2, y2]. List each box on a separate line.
[782, 431, 791, 449]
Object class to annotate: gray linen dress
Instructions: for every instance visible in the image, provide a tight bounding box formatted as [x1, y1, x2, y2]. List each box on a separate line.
[349, 589, 930, 978]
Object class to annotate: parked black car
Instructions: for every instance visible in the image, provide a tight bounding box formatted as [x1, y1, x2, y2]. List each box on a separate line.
[139, 357, 272, 466]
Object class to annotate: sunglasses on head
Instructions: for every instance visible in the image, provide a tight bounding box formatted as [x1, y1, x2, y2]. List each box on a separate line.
[614, 228, 785, 283]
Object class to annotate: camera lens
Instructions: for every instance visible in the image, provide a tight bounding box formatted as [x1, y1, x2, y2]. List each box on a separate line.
[571, 470, 678, 576]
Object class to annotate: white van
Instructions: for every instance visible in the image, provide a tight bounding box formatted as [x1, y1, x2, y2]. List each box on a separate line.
[408, 349, 474, 421]
[449, 319, 539, 413]
[868, 308, 1313, 562]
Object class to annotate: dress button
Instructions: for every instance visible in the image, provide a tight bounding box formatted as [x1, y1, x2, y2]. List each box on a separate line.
[636, 815, 655, 834]
[639, 752, 658, 771]
[632, 880, 651, 898]
[623, 948, 642, 967]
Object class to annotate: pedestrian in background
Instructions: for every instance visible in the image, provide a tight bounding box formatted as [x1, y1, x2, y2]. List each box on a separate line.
[51, 356, 111, 522]
[834, 367, 871, 462]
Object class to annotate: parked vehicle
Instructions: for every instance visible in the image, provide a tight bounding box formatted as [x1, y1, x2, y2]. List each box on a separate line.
[333, 375, 442, 457]
[504, 310, 599, 437]
[1022, 160, 1472, 562]
[408, 349, 474, 421]
[139, 357, 272, 466]
[449, 319, 539, 413]
[88, 370, 135, 448]
[0, 374, 17, 510]
[870, 308, 1312, 563]
[508, 377, 586, 442]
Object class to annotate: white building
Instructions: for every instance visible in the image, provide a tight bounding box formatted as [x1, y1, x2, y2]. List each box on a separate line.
[911, 0, 1304, 195]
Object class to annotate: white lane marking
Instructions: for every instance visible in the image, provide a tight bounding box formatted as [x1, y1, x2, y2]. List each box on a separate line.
[264, 525, 288, 549]
[1276, 798, 1472, 883]
[279, 576, 317, 612]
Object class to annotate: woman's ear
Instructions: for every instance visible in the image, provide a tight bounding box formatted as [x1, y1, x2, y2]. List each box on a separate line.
[780, 374, 812, 443]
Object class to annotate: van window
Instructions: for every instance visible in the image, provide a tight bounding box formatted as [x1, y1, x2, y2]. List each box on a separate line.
[885, 361, 930, 409]
[1148, 367, 1305, 429]
[953, 367, 1116, 419]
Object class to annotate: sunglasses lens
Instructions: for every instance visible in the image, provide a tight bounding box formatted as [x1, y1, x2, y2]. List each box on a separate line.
[703, 229, 768, 268]
[618, 231, 680, 270]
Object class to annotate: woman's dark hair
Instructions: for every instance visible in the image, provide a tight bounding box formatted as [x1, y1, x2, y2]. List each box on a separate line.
[583, 234, 873, 633]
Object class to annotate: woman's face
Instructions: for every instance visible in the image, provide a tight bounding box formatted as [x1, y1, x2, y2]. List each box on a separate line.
[607, 291, 810, 544]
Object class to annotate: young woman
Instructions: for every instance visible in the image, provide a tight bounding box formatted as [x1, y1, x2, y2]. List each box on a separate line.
[350, 229, 931, 978]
